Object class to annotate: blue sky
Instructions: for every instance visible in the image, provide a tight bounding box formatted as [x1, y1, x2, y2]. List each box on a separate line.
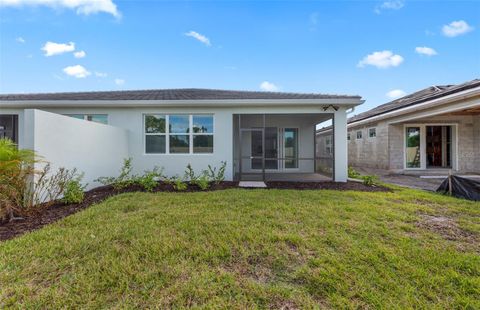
[0, 0, 479, 113]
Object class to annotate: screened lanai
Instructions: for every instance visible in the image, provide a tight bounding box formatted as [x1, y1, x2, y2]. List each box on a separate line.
[233, 113, 334, 182]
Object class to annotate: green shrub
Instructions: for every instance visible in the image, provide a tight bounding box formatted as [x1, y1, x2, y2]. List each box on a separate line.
[362, 175, 379, 186]
[196, 172, 210, 190]
[184, 164, 198, 184]
[136, 167, 163, 192]
[348, 166, 361, 179]
[170, 176, 187, 191]
[62, 173, 86, 204]
[0, 138, 36, 222]
[0, 138, 84, 221]
[24, 164, 84, 208]
[207, 161, 227, 184]
[95, 158, 135, 190]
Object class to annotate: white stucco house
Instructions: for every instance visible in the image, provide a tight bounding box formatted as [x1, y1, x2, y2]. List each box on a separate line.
[0, 89, 363, 185]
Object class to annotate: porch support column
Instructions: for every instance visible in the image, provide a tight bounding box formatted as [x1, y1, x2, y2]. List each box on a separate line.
[333, 108, 348, 182]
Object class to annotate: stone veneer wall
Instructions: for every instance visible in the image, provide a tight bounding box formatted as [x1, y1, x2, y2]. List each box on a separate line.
[347, 114, 479, 173]
[347, 121, 390, 169]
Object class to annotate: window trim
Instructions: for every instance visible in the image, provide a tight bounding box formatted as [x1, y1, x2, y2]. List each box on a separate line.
[191, 114, 214, 154]
[144, 114, 167, 154]
[368, 127, 377, 139]
[143, 113, 214, 155]
[356, 130, 363, 140]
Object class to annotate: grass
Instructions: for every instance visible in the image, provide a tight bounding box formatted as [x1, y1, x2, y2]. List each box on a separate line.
[1, 187, 479, 308]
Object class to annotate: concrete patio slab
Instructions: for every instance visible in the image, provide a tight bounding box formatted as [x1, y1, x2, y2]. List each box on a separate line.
[239, 181, 267, 188]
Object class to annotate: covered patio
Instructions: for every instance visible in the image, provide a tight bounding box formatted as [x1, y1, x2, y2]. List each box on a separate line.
[232, 113, 342, 182]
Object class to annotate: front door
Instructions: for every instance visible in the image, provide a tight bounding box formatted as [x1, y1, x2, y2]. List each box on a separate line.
[239, 128, 264, 181]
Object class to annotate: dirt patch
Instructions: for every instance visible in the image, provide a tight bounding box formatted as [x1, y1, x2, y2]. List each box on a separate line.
[266, 181, 390, 192]
[268, 298, 299, 310]
[416, 214, 479, 250]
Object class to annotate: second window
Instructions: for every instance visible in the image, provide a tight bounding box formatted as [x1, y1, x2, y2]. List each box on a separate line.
[145, 114, 214, 154]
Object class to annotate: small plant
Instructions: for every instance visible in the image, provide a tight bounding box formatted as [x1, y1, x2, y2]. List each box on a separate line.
[207, 161, 227, 184]
[362, 175, 378, 186]
[196, 171, 210, 190]
[136, 167, 163, 192]
[62, 173, 87, 204]
[171, 176, 188, 191]
[95, 158, 135, 190]
[184, 163, 198, 184]
[23, 164, 84, 209]
[348, 166, 361, 179]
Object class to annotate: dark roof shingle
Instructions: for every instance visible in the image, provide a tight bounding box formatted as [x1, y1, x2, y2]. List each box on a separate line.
[0, 88, 360, 101]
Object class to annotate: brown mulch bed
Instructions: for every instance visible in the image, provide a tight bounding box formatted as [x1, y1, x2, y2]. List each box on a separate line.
[266, 181, 391, 192]
[0, 181, 389, 242]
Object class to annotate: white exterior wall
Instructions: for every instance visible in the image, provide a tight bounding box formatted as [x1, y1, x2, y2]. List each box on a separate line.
[333, 108, 348, 182]
[23, 109, 129, 188]
[4, 104, 352, 182]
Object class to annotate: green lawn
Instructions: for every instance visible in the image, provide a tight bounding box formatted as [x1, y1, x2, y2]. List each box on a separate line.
[1, 187, 479, 308]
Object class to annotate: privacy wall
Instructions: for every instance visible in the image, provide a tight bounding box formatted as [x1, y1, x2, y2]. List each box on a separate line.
[23, 109, 128, 188]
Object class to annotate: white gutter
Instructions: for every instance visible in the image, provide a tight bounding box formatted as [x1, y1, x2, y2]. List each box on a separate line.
[0, 98, 364, 108]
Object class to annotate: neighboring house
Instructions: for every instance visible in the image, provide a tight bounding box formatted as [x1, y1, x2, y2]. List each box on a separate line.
[0, 89, 363, 185]
[317, 79, 480, 174]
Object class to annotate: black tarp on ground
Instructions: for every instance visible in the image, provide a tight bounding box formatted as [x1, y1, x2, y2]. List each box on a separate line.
[436, 176, 480, 201]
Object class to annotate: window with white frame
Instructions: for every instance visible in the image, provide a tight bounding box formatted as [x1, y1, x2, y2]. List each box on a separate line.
[368, 127, 377, 138]
[145, 114, 167, 154]
[192, 115, 214, 153]
[144, 114, 213, 154]
[356, 130, 362, 139]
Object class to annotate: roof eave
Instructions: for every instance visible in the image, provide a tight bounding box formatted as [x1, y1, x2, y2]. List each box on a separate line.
[0, 98, 364, 109]
[347, 86, 480, 127]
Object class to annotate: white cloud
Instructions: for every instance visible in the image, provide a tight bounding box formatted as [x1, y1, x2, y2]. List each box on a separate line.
[184, 31, 211, 46]
[73, 50, 86, 58]
[260, 81, 279, 92]
[95, 71, 107, 78]
[357, 50, 404, 69]
[415, 46, 437, 56]
[375, 0, 404, 14]
[442, 20, 474, 37]
[42, 41, 75, 56]
[114, 78, 125, 85]
[63, 65, 90, 78]
[0, 0, 121, 18]
[386, 89, 406, 99]
[16, 36, 25, 43]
